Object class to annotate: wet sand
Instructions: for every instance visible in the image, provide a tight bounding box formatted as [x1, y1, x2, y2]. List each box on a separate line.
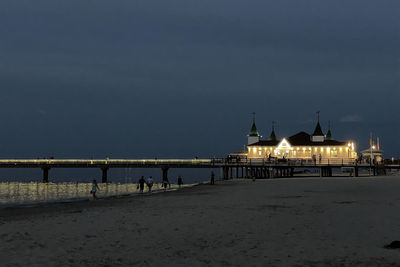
[1, 177, 400, 266]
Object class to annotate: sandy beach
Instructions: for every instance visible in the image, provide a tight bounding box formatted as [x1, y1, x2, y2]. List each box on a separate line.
[1, 177, 400, 266]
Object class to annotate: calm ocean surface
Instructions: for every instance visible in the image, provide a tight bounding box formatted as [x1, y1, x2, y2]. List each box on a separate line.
[0, 182, 197, 208]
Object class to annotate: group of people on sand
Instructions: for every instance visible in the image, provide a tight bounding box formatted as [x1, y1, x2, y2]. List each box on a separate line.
[137, 176, 153, 193]
[90, 171, 217, 200]
[90, 175, 186, 200]
[137, 175, 184, 193]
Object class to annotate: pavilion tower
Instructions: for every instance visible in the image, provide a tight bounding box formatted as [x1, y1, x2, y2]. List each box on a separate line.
[325, 121, 332, 140]
[269, 121, 277, 141]
[311, 111, 325, 142]
[248, 112, 260, 145]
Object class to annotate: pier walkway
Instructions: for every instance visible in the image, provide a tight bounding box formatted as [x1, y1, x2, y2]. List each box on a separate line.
[0, 158, 397, 183]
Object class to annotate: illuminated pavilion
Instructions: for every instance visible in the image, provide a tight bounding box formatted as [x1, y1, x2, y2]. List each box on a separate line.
[361, 136, 383, 163]
[246, 118, 358, 164]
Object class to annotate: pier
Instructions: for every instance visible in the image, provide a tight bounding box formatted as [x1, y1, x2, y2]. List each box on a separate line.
[0, 158, 398, 183]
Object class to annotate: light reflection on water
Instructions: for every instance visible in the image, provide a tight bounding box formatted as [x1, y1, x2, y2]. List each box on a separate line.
[0, 182, 195, 207]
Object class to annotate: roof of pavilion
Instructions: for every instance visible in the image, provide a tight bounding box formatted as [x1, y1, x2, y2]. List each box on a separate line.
[361, 148, 384, 154]
[248, 131, 348, 147]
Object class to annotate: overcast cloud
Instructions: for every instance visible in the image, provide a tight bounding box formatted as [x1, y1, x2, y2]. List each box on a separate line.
[0, 0, 399, 162]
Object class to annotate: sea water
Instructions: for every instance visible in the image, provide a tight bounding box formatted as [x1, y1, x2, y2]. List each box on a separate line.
[0, 182, 196, 208]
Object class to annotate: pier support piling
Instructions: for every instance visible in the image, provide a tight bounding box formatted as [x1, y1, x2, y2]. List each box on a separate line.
[319, 167, 332, 177]
[220, 167, 229, 180]
[42, 167, 50, 183]
[162, 167, 169, 181]
[101, 167, 109, 183]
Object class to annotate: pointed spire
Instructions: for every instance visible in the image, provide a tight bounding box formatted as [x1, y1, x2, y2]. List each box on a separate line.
[248, 112, 259, 137]
[326, 120, 332, 140]
[313, 122, 324, 136]
[312, 112, 324, 136]
[270, 121, 277, 141]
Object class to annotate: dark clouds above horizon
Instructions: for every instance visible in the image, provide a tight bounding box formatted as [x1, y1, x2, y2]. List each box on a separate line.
[0, 0, 399, 158]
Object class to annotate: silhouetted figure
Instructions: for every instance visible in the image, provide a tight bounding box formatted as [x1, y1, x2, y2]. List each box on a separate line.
[177, 176, 183, 188]
[138, 176, 146, 193]
[146, 176, 154, 193]
[210, 171, 215, 185]
[90, 179, 100, 200]
[319, 154, 322, 164]
[162, 176, 170, 191]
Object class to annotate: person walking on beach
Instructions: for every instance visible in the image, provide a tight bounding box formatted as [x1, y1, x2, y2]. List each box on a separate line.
[147, 176, 154, 193]
[210, 171, 215, 185]
[90, 179, 100, 200]
[177, 176, 183, 188]
[162, 176, 170, 191]
[138, 176, 146, 193]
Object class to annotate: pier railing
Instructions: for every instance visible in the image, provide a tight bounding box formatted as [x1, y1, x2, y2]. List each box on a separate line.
[0, 158, 371, 168]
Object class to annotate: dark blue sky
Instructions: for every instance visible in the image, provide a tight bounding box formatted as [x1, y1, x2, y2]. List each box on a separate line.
[0, 0, 399, 159]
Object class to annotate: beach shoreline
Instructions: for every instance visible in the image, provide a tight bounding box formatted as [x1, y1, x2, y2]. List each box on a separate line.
[0, 181, 201, 210]
[2, 177, 400, 266]
[0, 182, 206, 220]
